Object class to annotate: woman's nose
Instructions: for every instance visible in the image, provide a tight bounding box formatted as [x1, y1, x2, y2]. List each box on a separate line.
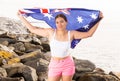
[58, 23, 62, 26]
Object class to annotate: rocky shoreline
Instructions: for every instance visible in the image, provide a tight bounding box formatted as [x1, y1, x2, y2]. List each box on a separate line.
[0, 17, 120, 81]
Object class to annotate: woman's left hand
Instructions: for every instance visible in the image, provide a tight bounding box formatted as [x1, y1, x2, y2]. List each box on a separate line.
[99, 11, 104, 19]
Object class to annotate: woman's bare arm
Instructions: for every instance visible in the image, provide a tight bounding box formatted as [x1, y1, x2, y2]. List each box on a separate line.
[17, 11, 52, 38]
[72, 11, 104, 39]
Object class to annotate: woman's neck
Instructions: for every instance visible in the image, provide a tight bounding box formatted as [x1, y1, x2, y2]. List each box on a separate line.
[56, 29, 68, 36]
[55, 29, 69, 41]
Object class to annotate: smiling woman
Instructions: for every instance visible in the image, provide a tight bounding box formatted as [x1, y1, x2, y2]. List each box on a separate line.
[17, 6, 103, 80]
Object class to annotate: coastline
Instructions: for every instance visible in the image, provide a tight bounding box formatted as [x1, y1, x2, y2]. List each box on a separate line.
[71, 23, 120, 73]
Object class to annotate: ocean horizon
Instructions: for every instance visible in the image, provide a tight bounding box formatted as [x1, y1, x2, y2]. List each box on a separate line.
[71, 22, 120, 73]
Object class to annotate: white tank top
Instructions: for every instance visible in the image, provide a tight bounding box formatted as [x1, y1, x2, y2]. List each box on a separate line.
[49, 30, 71, 58]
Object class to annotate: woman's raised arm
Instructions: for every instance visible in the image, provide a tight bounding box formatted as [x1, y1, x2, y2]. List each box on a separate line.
[72, 11, 104, 39]
[17, 11, 51, 38]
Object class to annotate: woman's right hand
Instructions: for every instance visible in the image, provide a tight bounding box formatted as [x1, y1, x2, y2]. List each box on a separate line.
[17, 10, 23, 18]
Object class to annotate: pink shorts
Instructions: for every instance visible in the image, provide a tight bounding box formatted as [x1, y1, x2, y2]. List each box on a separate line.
[48, 56, 75, 77]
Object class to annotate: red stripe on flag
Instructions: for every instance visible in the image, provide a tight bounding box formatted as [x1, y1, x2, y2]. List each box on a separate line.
[41, 9, 48, 13]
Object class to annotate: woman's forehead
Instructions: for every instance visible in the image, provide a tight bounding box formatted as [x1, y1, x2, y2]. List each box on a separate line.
[56, 17, 65, 21]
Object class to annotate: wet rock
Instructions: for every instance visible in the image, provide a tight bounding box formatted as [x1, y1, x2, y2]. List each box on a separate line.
[20, 50, 42, 63]
[109, 71, 120, 81]
[74, 57, 96, 72]
[9, 42, 25, 55]
[0, 76, 25, 81]
[0, 38, 16, 45]
[24, 42, 43, 53]
[24, 58, 49, 81]
[0, 67, 7, 77]
[2, 63, 38, 81]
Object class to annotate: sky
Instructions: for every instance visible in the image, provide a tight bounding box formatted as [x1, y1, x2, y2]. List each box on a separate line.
[0, 0, 120, 24]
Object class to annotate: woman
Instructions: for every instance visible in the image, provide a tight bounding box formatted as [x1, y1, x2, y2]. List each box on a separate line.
[17, 11, 103, 81]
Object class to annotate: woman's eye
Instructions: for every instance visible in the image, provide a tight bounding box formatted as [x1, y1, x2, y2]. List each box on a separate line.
[60, 21, 64, 23]
[56, 22, 59, 24]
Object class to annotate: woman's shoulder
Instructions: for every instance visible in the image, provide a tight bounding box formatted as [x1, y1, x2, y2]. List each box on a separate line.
[46, 28, 56, 41]
[70, 30, 80, 34]
[46, 28, 54, 33]
[69, 30, 75, 35]
[46, 28, 55, 38]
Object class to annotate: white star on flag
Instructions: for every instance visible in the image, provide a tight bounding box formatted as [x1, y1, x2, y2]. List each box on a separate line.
[83, 24, 89, 29]
[77, 16, 83, 23]
[44, 13, 53, 20]
[90, 13, 97, 19]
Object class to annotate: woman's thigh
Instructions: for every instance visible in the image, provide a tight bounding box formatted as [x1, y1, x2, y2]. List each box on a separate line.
[62, 75, 73, 81]
[48, 76, 61, 81]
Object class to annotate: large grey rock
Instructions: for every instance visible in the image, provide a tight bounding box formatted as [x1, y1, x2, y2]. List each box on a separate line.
[2, 63, 38, 81]
[0, 67, 7, 77]
[0, 76, 25, 81]
[0, 17, 28, 34]
[73, 57, 96, 72]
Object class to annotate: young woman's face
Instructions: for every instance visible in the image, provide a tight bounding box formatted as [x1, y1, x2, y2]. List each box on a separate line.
[55, 17, 67, 30]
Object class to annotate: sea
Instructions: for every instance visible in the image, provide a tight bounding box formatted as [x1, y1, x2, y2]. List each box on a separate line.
[71, 22, 120, 73]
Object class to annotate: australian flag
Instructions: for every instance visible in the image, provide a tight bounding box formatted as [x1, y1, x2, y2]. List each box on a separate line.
[20, 8, 101, 49]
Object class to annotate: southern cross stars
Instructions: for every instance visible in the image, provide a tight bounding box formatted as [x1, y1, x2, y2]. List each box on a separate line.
[44, 13, 53, 20]
[90, 13, 97, 19]
[77, 16, 83, 23]
[83, 24, 89, 29]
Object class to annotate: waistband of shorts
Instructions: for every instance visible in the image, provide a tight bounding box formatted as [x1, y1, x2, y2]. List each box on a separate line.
[51, 56, 72, 61]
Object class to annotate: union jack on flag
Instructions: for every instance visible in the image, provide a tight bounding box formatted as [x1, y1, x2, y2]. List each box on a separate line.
[20, 8, 101, 49]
